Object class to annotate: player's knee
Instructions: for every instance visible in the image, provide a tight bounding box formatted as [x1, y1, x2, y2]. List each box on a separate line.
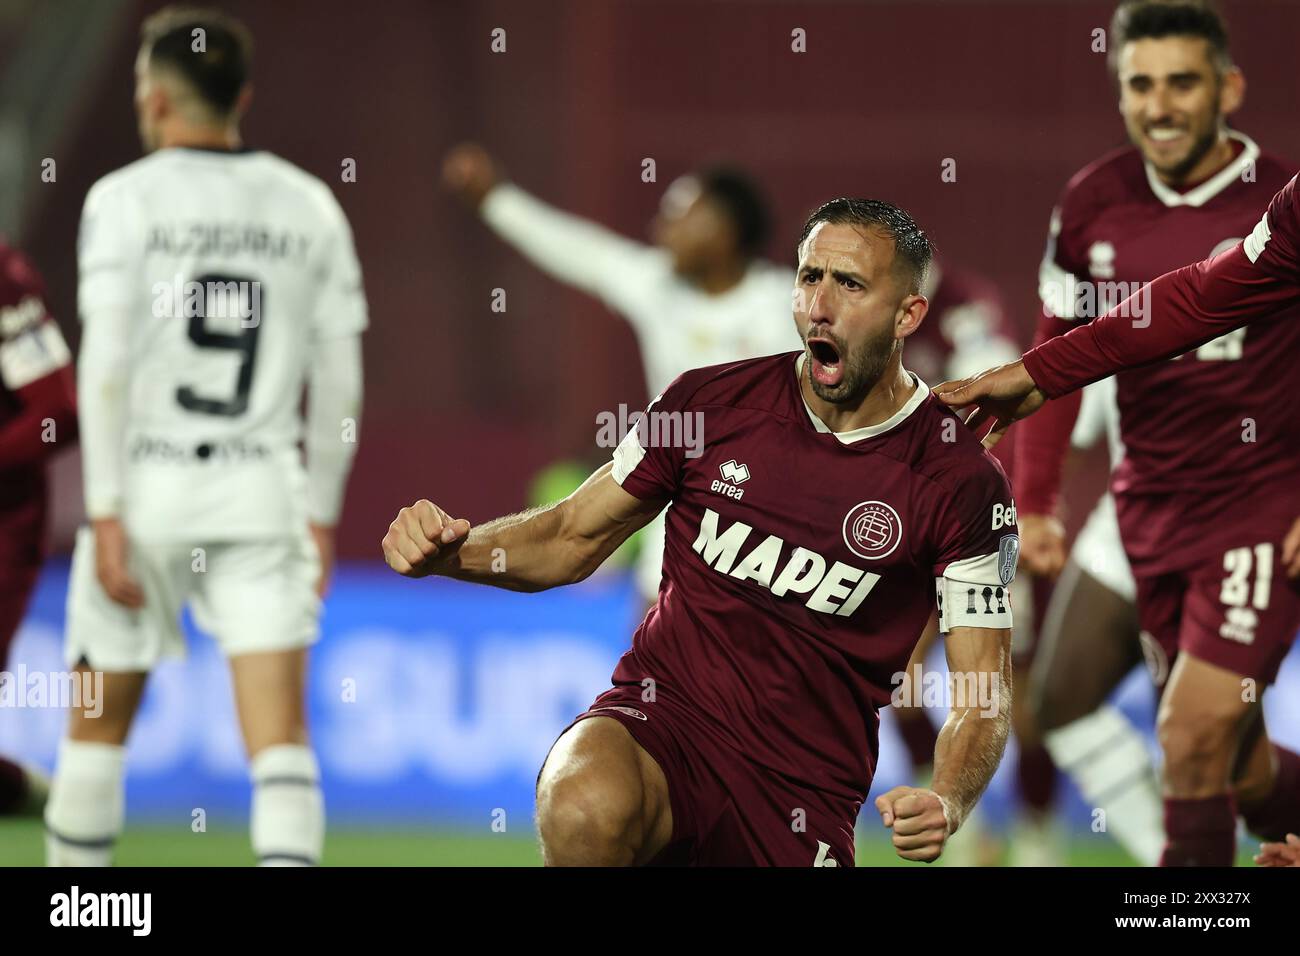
[537, 767, 644, 865]
[65, 670, 144, 746]
[1158, 709, 1236, 790]
[536, 727, 646, 865]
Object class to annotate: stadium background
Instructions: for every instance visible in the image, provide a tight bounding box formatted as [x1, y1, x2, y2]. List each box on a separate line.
[2, 0, 1298, 865]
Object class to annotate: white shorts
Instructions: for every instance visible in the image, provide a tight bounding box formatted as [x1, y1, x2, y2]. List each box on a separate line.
[65, 526, 322, 672]
[1070, 493, 1136, 603]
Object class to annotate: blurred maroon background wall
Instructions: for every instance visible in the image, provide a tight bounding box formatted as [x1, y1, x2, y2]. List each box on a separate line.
[20, 0, 1300, 556]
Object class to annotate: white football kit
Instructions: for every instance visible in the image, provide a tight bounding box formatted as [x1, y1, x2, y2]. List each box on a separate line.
[68, 146, 366, 669]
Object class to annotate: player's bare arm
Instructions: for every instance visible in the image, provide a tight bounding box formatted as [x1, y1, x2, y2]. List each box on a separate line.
[877, 624, 1012, 863]
[382, 461, 664, 590]
[90, 517, 145, 609]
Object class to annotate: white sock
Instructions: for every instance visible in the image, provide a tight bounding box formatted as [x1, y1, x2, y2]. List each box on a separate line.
[250, 744, 324, 866]
[1045, 705, 1163, 866]
[44, 739, 126, 867]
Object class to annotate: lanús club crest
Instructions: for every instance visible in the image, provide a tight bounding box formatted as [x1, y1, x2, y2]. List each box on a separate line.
[842, 500, 902, 561]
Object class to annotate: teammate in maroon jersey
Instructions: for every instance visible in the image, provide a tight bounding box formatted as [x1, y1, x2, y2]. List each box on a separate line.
[938, 2, 1300, 867]
[384, 198, 1019, 866]
[945, 170, 1300, 408]
[0, 242, 77, 816]
[1014, 1, 1300, 866]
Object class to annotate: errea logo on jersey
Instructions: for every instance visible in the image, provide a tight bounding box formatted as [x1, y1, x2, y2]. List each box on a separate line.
[710, 459, 750, 500]
[719, 459, 749, 484]
[692, 508, 881, 617]
[992, 501, 1017, 531]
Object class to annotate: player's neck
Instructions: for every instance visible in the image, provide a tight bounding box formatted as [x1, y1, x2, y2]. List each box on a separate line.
[801, 358, 916, 434]
[1153, 130, 1237, 191]
[690, 258, 748, 295]
[157, 123, 243, 152]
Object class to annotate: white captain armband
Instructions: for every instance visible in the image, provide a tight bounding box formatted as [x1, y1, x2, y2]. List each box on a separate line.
[935, 539, 1018, 633]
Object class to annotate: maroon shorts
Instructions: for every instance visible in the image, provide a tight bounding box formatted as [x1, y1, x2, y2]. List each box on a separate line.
[1134, 543, 1300, 688]
[556, 684, 859, 867]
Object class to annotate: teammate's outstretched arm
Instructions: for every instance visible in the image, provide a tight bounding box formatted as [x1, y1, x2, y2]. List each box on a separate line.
[935, 175, 1300, 434]
[442, 142, 654, 311]
[876, 625, 1012, 863]
[382, 461, 664, 591]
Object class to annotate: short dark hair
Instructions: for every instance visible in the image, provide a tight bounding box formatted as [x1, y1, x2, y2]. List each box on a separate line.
[796, 198, 934, 294]
[141, 5, 253, 116]
[697, 166, 771, 259]
[1109, 1, 1231, 75]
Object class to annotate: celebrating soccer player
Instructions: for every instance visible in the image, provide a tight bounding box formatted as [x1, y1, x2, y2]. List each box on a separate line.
[385, 198, 1020, 866]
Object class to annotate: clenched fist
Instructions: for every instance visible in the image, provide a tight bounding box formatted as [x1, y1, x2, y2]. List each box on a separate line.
[442, 143, 501, 209]
[382, 499, 471, 578]
[875, 786, 955, 863]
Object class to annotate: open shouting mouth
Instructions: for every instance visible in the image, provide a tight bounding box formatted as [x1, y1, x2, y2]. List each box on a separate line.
[807, 336, 844, 388]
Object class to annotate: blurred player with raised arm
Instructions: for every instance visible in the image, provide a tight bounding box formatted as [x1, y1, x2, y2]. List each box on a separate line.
[0, 243, 78, 817]
[44, 6, 366, 866]
[943, 0, 1300, 868]
[385, 199, 1018, 866]
[442, 145, 797, 604]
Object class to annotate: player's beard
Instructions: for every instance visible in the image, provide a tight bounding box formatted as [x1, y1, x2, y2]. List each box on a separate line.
[1142, 98, 1223, 183]
[1162, 121, 1221, 183]
[805, 322, 897, 405]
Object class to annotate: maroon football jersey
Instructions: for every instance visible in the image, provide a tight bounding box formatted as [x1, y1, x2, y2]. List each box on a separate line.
[1022, 134, 1300, 572]
[0, 243, 74, 569]
[610, 352, 1018, 804]
[1024, 172, 1300, 392]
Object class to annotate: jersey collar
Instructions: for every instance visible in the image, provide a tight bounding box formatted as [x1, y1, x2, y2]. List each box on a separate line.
[171, 145, 258, 155]
[1143, 130, 1259, 208]
[794, 352, 930, 444]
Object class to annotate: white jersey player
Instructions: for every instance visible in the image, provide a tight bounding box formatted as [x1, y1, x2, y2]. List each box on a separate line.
[442, 145, 799, 601]
[44, 7, 365, 867]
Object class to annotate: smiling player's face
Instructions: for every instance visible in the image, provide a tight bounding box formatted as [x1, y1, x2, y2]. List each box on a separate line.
[794, 222, 917, 404]
[1117, 37, 1242, 182]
